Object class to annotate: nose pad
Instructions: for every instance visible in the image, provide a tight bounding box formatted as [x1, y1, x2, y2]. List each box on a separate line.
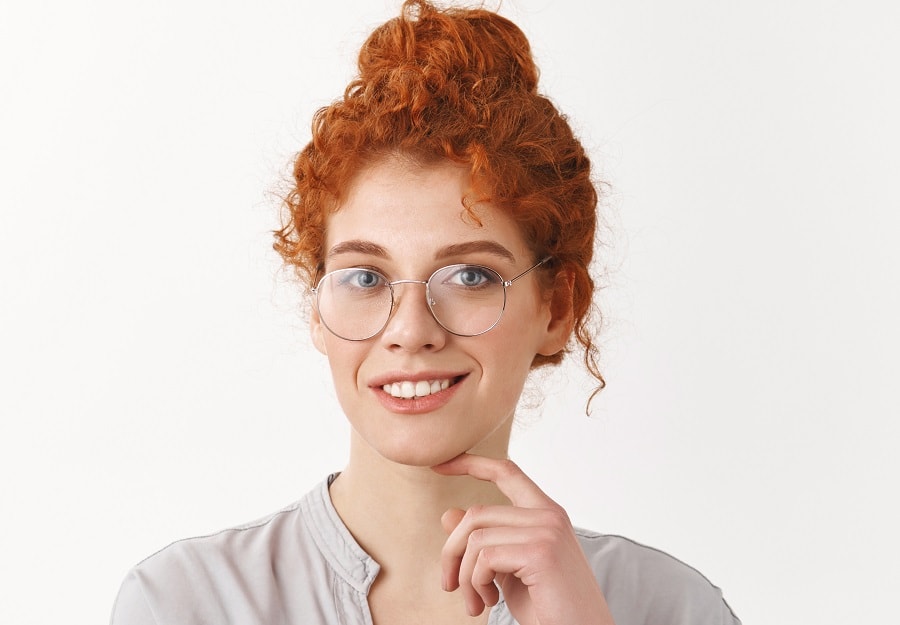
[427, 291, 437, 307]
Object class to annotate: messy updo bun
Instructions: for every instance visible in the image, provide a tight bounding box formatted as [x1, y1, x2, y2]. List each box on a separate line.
[275, 0, 604, 394]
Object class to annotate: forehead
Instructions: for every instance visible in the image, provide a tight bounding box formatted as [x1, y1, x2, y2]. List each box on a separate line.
[323, 156, 531, 264]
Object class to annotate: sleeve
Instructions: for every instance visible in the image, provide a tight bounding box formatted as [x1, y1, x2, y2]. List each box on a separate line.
[721, 598, 742, 625]
[575, 530, 741, 625]
[109, 570, 158, 625]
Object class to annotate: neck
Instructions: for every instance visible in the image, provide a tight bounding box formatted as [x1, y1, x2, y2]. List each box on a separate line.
[328, 431, 511, 581]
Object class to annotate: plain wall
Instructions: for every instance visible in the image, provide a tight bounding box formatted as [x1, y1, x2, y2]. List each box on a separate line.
[1, 1, 898, 624]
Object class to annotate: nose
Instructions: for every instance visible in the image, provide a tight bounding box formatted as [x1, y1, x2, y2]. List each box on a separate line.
[379, 281, 447, 352]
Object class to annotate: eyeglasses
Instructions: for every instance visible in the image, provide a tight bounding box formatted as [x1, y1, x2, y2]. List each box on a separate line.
[312, 257, 550, 341]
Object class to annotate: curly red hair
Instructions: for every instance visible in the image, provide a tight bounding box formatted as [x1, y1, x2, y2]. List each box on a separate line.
[275, 0, 604, 394]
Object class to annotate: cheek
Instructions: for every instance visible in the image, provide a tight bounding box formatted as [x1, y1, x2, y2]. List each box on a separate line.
[478, 335, 535, 398]
[321, 340, 372, 396]
[320, 343, 368, 417]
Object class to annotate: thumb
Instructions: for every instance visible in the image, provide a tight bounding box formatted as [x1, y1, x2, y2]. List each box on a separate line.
[440, 507, 466, 534]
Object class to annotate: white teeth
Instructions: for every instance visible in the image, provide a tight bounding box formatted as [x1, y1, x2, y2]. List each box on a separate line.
[382, 378, 454, 399]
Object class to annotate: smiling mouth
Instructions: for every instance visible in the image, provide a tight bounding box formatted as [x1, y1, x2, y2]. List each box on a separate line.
[381, 376, 463, 399]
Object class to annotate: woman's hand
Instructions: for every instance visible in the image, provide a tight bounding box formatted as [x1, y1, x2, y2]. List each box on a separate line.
[431, 454, 616, 625]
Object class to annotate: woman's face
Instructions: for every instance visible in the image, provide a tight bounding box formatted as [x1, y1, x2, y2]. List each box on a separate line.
[311, 156, 569, 467]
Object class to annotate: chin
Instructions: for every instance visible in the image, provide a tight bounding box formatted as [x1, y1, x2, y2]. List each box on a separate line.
[375, 440, 468, 468]
[347, 406, 515, 468]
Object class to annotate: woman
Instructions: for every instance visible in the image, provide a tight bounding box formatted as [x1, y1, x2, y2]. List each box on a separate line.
[111, 2, 740, 624]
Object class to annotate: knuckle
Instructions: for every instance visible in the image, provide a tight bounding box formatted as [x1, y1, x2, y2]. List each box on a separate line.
[464, 504, 485, 524]
[530, 538, 556, 563]
[537, 503, 570, 530]
[547, 504, 570, 527]
[478, 544, 498, 568]
[530, 527, 563, 557]
[535, 512, 572, 546]
[498, 458, 520, 478]
[535, 526, 557, 544]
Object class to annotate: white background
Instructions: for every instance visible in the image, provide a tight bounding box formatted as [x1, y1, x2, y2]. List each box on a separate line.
[1, 1, 898, 624]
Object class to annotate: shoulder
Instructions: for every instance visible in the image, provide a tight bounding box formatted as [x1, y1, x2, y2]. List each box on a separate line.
[574, 529, 741, 625]
[110, 496, 328, 625]
[137, 498, 308, 581]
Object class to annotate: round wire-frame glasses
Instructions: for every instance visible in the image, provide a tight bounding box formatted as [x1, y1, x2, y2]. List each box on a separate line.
[312, 257, 551, 341]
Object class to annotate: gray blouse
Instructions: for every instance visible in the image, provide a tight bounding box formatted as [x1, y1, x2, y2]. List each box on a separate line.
[110, 476, 740, 625]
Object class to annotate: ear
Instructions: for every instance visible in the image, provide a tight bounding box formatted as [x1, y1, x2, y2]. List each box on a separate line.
[310, 306, 328, 355]
[537, 268, 576, 357]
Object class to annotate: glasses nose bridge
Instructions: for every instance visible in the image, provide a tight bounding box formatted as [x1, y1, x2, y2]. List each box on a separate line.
[387, 278, 436, 309]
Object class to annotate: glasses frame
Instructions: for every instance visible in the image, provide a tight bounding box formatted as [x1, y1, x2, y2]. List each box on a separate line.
[312, 256, 551, 341]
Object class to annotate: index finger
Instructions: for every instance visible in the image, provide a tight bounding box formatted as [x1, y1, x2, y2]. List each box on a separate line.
[431, 454, 554, 509]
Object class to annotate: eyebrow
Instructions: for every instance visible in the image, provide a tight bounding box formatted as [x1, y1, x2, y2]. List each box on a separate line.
[326, 240, 390, 259]
[326, 239, 516, 264]
[434, 240, 516, 264]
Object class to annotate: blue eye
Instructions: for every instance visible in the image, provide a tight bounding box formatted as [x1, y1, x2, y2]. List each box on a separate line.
[444, 265, 498, 288]
[337, 268, 384, 290]
[459, 269, 486, 286]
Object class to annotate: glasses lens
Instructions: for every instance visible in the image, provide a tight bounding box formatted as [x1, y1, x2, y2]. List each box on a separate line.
[315, 268, 392, 340]
[428, 265, 506, 336]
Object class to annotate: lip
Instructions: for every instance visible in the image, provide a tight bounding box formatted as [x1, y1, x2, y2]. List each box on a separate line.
[369, 371, 469, 415]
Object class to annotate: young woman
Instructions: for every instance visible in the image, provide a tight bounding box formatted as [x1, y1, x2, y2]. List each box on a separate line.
[111, 2, 740, 624]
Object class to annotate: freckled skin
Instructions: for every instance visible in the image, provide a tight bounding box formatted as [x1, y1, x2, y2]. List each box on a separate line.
[311, 156, 562, 467]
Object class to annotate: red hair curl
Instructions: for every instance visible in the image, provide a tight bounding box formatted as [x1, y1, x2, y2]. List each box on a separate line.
[275, 0, 605, 396]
